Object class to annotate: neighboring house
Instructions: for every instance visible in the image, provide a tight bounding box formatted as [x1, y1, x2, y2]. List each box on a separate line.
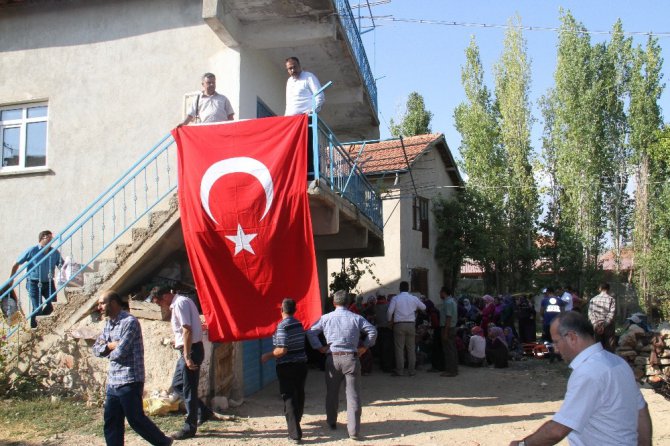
[1, 0, 381, 400]
[328, 134, 464, 302]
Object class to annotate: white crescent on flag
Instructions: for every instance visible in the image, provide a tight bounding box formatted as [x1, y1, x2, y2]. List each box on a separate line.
[199, 156, 275, 225]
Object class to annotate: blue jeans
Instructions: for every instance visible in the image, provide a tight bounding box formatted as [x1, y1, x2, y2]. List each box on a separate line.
[171, 341, 210, 434]
[26, 279, 55, 328]
[104, 382, 171, 446]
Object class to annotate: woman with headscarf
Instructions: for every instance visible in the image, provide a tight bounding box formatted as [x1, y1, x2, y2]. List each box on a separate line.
[466, 326, 486, 367]
[480, 295, 496, 336]
[486, 326, 509, 368]
[516, 294, 536, 343]
[462, 298, 481, 324]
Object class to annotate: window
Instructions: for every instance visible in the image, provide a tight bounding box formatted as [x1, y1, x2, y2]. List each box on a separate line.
[412, 196, 429, 248]
[1, 103, 48, 170]
[410, 268, 428, 298]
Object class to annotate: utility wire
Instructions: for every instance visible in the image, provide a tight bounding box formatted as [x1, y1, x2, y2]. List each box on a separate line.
[359, 15, 670, 38]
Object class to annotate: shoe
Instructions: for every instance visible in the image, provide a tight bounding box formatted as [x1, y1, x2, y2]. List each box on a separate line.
[426, 368, 440, 373]
[408, 371, 416, 377]
[289, 438, 302, 444]
[350, 434, 362, 441]
[170, 430, 196, 440]
[197, 410, 214, 426]
[164, 439, 174, 446]
[440, 372, 458, 377]
[390, 371, 403, 377]
[328, 423, 337, 430]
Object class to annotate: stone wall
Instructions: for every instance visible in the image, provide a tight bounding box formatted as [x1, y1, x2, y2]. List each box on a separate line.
[616, 323, 670, 384]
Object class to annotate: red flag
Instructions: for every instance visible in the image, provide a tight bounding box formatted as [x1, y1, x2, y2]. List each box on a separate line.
[172, 115, 321, 341]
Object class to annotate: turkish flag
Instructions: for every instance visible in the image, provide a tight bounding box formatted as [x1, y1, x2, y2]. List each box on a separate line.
[172, 115, 322, 341]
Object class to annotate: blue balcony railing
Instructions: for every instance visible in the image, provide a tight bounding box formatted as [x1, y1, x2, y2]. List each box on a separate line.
[310, 114, 383, 229]
[333, 0, 378, 112]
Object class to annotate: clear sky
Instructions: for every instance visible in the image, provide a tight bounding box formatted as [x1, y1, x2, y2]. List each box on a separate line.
[353, 0, 669, 157]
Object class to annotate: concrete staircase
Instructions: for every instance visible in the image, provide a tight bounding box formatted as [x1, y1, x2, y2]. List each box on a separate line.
[7, 193, 181, 394]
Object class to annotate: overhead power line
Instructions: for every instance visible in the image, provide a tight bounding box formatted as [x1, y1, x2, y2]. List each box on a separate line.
[358, 15, 670, 38]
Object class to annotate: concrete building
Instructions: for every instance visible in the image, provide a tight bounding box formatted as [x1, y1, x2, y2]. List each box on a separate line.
[329, 134, 464, 304]
[1, 0, 382, 402]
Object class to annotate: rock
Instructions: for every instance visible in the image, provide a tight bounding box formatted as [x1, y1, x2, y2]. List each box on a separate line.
[617, 350, 637, 359]
[641, 345, 652, 352]
[661, 358, 670, 366]
[646, 365, 660, 375]
[635, 356, 649, 366]
[70, 327, 100, 340]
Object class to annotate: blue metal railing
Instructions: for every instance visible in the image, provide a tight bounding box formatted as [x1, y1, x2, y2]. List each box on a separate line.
[1, 134, 177, 336]
[333, 0, 378, 112]
[310, 115, 383, 229]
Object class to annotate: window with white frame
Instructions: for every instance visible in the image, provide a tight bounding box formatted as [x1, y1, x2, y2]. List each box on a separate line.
[1, 103, 48, 170]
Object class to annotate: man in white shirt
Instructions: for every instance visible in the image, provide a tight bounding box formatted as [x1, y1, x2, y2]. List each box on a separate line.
[179, 73, 234, 126]
[509, 311, 652, 446]
[387, 281, 426, 377]
[558, 285, 573, 312]
[151, 286, 218, 441]
[284, 57, 325, 116]
[284, 56, 325, 179]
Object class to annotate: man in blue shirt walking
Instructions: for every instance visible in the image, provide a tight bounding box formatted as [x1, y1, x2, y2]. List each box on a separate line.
[10, 230, 63, 328]
[307, 290, 377, 441]
[93, 289, 173, 446]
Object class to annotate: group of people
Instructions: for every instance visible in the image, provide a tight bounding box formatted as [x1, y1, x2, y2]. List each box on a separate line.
[94, 286, 220, 445]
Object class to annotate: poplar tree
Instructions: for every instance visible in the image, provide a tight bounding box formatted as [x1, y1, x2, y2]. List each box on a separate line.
[390, 91, 433, 137]
[494, 16, 539, 291]
[542, 10, 607, 292]
[630, 36, 664, 316]
[454, 37, 506, 292]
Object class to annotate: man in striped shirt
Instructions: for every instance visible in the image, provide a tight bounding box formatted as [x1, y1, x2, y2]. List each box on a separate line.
[262, 298, 308, 444]
[588, 283, 617, 353]
[93, 289, 172, 446]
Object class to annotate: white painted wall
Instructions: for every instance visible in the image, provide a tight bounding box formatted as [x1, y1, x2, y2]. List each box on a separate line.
[0, 0, 244, 276]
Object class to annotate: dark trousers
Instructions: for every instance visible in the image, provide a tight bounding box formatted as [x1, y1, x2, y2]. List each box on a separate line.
[325, 354, 362, 437]
[518, 318, 536, 343]
[277, 362, 308, 441]
[171, 341, 210, 434]
[376, 327, 395, 372]
[27, 279, 55, 328]
[442, 327, 459, 375]
[104, 382, 171, 446]
[431, 328, 445, 371]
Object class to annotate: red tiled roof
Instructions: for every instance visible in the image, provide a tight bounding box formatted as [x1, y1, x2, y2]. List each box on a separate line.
[346, 134, 443, 175]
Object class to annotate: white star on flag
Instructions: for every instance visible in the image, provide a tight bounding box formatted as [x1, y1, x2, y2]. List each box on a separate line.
[225, 224, 257, 255]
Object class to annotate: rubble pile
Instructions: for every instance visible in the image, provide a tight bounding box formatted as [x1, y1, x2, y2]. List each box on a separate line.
[616, 322, 670, 387]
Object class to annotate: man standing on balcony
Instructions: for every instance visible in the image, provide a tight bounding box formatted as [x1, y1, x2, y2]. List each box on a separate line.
[284, 57, 325, 116]
[151, 286, 218, 440]
[178, 72, 235, 126]
[285, 57, 325, 178]
[10, 230, 63, 328]
[94, 290, 173, 446]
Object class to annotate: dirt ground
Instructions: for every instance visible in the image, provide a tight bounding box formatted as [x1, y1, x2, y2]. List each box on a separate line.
[43, 359, 670, 446]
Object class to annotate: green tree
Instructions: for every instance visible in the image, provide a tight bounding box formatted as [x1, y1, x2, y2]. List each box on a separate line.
[390, 91, 433, 137]
[454, 36, 507, 293]
[433, 195, 467, 291]
[494, 16, 539, 291]
[602, 20, 634, 277]
[630, 36, 665, 317]
[541, 10, 609, 293]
